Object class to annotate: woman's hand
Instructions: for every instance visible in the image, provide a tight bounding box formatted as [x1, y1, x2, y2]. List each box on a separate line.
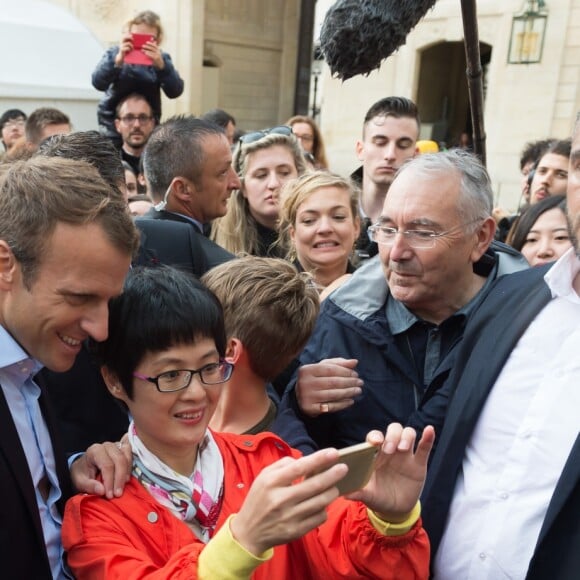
[114, 32, 134, 67]
[142, 39, 164, 69]
[230, 449, 347, 555]
[348, 424, 435, 523]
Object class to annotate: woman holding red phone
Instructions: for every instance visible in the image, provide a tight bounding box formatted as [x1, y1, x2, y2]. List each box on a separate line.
[92, 10, 184, 146]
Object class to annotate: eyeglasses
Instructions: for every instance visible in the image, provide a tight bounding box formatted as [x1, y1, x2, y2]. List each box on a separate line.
[2, 119, 25, 130]
[239, 125, 293, 145]
[133, 360, 234, 392]
[118, 115, 154, 125]
[368, 219, 482, 249]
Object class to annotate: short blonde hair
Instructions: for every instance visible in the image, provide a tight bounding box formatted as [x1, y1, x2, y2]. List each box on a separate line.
[202, 257, 319, 380]
[278, 170, 360, 261]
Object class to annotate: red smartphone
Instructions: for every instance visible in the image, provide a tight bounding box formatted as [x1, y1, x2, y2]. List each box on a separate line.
[124, 33, 155, 66]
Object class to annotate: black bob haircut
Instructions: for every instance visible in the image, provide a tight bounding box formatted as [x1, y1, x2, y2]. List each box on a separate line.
[93, 266, 226, 399]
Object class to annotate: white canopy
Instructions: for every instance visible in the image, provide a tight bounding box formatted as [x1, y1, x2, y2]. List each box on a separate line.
[0, 0, 103, 99]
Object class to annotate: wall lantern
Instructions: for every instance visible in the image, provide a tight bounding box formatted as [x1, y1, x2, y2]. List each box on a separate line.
[508, 0, 548, 64]
[310, 45, 324, 120]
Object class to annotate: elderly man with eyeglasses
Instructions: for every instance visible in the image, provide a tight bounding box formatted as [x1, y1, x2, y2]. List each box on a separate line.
[279, 149, 528, 451]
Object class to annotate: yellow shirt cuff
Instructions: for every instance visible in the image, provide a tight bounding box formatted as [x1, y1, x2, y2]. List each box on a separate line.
[198, 514, 273, 579]
[367, 501, 421, 537]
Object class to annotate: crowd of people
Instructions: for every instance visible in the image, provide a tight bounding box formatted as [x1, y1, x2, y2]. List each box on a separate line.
[0, 8, 578, 579]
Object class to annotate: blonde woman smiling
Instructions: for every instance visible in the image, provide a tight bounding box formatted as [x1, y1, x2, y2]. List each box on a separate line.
[279, 171, 361, 292]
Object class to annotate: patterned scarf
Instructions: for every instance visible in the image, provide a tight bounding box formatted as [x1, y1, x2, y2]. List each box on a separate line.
[128, 422, 224, 543]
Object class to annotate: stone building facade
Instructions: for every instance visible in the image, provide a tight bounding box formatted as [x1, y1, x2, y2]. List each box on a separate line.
[6, 0, 578, 210]
[50, 0, 301, 130]
[315, 0, 580, 209]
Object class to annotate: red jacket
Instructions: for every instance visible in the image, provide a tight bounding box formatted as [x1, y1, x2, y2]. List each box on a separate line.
[63, 431, 429, 579]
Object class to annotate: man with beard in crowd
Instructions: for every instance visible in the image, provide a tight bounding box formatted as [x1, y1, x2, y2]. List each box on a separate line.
[114, 93, 156, 176]
[528, 138, 571, 205]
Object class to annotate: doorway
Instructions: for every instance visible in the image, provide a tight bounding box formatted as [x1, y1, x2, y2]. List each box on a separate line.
[416, 41, 492, 148]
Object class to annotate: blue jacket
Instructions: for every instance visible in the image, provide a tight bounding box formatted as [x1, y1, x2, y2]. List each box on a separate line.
[92, 46, 184, 136]
[280, 242, 528, 450]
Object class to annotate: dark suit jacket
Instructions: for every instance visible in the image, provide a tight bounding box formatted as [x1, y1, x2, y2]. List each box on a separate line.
[40, 347, 130, 454]
[140, 208, 234, 270]
[421, 265, 580, 580]
[0, 380, 73, 578]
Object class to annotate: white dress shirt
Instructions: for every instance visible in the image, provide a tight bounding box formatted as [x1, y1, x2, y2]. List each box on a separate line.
[434, 248, 580, 579]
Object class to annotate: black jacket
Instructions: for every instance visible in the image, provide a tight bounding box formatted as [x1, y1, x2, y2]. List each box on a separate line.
[0, 379, 73, 578]
[92, 46, 184, 137]
[279, 242, 528, 449]
[140, 209, 234, 270]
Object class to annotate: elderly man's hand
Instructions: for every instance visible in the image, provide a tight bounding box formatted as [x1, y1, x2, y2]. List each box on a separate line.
[296, 358, 363, 417]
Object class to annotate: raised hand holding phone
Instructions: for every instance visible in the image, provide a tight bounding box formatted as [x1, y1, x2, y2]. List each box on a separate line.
[348, 424, 435, 523]
[230, 424, 434, 556]
[139, 34, 165, 69]
[114, 32, 134, 67]
[124, 33, 155, 66]
[310, 441, 379, 496]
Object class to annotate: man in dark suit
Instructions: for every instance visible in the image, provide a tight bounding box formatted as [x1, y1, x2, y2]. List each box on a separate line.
[0, 157, 137, 578]
[38, 130, 234, 280]
[421, 114, 580, 580]
[141, 115, 240, 265]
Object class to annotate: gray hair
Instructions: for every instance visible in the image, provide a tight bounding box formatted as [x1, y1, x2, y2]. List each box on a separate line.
[396, 149, 493, 225]
[142, 115, 225, 202]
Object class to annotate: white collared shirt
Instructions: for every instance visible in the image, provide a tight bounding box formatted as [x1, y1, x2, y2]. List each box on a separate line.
[434, 248, 580, 579]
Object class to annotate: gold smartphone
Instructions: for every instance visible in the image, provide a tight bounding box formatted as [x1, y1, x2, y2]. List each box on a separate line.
[308, 442, 379, 495]
[334, 441, 379, 495]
